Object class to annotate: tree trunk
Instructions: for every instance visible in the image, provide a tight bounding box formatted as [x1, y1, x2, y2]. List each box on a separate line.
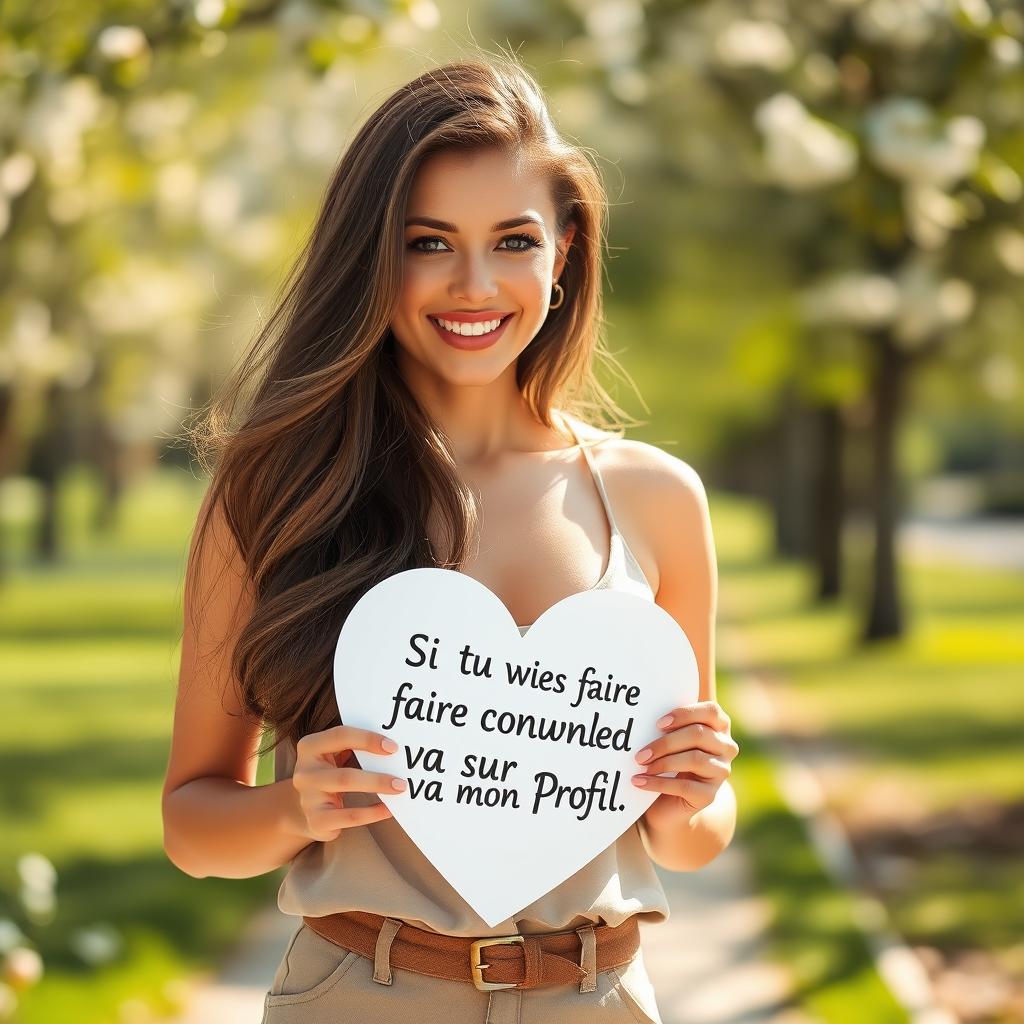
[772, 382, 811, 559]
[863, 333, 906, 642]
[813, 403, 844, 601]
[92, 424, 123, 534]
[28, 381, 72, 563]
[0, 382, 13, 581]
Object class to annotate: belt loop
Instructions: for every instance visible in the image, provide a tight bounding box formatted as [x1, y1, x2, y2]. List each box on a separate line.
[486, 988, 522, 1024]
[574, 924, 597, 993]
[372, 917, 404, 985]
[520, 935, 544, 989]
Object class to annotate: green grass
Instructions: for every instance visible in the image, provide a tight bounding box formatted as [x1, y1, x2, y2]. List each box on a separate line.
[0, 465, 279, 1024]
[712, 491, 1024, 971]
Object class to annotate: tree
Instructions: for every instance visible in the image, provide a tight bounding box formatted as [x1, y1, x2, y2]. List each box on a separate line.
[634, 0, 1024, 640]
[0, 0, 409, 564]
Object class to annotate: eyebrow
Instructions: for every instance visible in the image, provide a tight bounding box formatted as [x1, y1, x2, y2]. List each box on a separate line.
[404, 214, 545, 233]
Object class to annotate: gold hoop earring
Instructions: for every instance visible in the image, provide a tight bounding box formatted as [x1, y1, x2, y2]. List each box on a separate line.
[549, 281, 565, 309]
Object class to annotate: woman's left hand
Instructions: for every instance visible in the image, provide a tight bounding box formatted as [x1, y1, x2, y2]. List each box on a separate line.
[631, 700, 739, 832]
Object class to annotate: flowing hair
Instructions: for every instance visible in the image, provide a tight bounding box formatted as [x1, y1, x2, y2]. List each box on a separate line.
[183, 51, 638, 761]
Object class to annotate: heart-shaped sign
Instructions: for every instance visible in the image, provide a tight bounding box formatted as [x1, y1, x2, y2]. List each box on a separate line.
[333, 567, 699, 927]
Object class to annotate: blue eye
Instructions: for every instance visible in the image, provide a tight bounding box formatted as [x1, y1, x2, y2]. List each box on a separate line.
[407, 232, 542, 254]
[500, 232, 543, 252]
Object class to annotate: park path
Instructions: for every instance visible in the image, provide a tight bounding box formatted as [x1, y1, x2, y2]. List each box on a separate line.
[167, 839, 799, 1024]
[902, 515, 1024, 571]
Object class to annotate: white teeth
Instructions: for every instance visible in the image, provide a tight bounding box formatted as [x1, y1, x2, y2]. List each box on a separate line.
[432, 316, 504, 336]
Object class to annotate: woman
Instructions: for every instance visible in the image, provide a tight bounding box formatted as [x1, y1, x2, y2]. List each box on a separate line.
[162, 53, 739, 1023]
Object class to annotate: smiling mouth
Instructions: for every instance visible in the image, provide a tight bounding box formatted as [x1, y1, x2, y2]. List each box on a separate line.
[427, 312, 515, 350]
[428, 313, 514, 337]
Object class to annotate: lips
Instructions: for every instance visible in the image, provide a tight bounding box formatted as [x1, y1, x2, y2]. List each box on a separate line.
[427, 313, 514, 351]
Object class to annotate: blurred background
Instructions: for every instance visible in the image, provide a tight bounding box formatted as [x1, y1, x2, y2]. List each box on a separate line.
[1, 1, 1022, 1022]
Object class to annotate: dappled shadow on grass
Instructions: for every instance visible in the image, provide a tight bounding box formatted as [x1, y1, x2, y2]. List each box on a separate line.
[769, 715, 1023, 769]
[913, 598, 1024, 618]
[0, 737, 170, 818]
[848, 799, 1024, 972]
[854, 797, 1024, 860]
[721, 539, 1023, 641]
[0, 616, 180, 640]
[1, 553, 189, 576]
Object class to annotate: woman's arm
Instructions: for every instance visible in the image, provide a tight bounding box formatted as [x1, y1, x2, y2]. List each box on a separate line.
[611, 444, 738, 871]
[161, 491, 312, 879]
[162, 777, 310, 880]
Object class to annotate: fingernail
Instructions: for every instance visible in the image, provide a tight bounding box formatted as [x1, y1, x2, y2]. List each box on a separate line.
[656, 715, 673, 729]
[391, 778, 406, 791]
[635, 747, 652, 764]
[632, 775, 648, 786]
[381, 737, 398, 752]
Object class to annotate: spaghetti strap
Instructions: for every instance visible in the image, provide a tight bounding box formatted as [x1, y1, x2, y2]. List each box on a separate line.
[562, 417, 620, 537]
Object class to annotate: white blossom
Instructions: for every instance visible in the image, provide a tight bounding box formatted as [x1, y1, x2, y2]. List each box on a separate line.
[801, 271, 901, 327]
[16, 854, 55, 895]
[69, 924, 123, 966]
[800, 258, 975, 346]
[892, 259, 975, 346]
[1, 947, 43, 990]
[22, 76, 106, 181]
[0, 923, 23, 957]
[582, 0, 646, 68]
[198, 173, 243, 233]
[957, 0, 992, 30]
[990, 35, 1023, 67]
[714, 21, 795, 72]
[754, 93, 858, 190]
[8, 300, 92, 385]
[407, 0, 440, 30]
[992, 226, 1024, 275]
[96, 26, 149, 62]
[904, 183, 969, 249]
[0, 153, 36, 197]
[193, 0, 226, 28]
[19, 888, 55, 921]
[865, 97, 985, 187]
[854, 0, 951, 49]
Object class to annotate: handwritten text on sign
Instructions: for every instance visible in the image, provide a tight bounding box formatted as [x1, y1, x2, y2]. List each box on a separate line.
[388, 631, 642, 818]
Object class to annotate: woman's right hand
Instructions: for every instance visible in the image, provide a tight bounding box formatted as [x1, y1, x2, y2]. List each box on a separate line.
[290, 725, 406, 842]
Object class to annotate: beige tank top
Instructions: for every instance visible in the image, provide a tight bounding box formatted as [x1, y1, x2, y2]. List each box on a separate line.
[274, 422, 669, 937]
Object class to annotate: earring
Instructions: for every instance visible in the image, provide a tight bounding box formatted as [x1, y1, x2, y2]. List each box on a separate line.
[549, 281, 565, 309]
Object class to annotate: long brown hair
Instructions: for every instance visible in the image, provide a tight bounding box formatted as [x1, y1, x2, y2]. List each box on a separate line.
[183, 50, 638, 760]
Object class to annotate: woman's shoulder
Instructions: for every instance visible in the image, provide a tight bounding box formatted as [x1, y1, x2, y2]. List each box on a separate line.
[562, 413, 707, 503]
[566, 418, 712, 571]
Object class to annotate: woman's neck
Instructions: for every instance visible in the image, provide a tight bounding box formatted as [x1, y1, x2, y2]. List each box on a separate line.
[398, 359, 571, 466]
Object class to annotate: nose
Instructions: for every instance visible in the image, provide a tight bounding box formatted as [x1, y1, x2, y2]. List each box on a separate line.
[450, 251, 499, 304]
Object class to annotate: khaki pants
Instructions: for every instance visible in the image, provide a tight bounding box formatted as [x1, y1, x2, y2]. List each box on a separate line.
[262, 919, 662, 1023]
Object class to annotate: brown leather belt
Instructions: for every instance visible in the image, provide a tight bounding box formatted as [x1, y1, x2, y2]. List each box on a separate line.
[303, 910, 640, 992]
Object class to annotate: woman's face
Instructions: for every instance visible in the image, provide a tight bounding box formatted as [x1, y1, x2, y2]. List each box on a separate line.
[391, 146, 576, 388]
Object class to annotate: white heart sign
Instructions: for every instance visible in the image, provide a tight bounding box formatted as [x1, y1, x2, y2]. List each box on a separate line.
[333, 567, 699, 927]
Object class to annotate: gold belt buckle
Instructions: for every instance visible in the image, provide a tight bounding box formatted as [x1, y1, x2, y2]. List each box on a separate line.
[469, 935, 525, 991]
